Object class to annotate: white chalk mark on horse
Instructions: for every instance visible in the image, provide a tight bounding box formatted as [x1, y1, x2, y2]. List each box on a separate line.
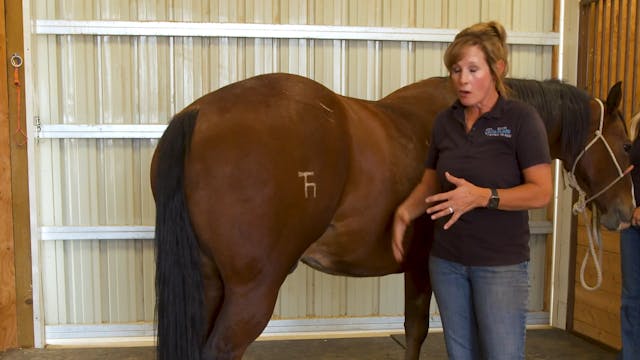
[298, 171, 317, 198]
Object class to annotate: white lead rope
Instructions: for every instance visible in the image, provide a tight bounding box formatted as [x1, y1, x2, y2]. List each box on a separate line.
[578, 204, 603, 291]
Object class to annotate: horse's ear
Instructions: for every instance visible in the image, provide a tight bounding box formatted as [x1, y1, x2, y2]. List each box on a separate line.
[605, 81, 623, 114]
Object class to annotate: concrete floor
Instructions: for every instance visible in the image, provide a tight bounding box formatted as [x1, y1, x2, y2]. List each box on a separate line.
[0, 328, 618, 359]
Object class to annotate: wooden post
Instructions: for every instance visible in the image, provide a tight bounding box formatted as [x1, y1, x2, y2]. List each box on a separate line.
[3, 0, 34, 348]
[0, 0, 19, 350]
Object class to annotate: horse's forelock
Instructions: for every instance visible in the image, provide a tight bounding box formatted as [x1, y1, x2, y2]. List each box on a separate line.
[506, 78, 591, 161]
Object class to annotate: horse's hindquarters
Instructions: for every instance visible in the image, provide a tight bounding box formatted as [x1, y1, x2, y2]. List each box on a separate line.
[183, 74, 352, 278]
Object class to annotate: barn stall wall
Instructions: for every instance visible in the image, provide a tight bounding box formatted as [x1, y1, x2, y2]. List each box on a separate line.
[574, 0, 640, 350]
[21, 0, 563, 346]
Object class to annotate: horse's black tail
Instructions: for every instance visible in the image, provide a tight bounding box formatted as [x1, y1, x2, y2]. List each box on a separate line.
[153, 108, 203, 360]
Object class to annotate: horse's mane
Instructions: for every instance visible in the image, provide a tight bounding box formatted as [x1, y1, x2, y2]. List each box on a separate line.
[505, 78, 592, 161]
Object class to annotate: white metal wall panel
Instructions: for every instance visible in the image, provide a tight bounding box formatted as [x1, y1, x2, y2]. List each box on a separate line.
[26, 0, 558, 341]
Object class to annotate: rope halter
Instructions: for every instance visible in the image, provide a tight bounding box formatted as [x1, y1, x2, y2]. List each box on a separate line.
[564, 98, 631, 291]
[565, 98, 628, 215]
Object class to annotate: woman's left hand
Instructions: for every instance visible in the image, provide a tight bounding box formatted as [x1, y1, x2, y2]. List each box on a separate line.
[425, 172, 487, 230]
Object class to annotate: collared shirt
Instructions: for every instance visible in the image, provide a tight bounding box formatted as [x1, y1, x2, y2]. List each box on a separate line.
[425, 96, 551, 266]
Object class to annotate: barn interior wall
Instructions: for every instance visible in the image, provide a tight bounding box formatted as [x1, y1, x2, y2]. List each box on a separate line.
[23, 0, 559, 345]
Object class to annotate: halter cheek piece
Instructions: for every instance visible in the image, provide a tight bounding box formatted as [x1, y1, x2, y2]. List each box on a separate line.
[566, 98, 629, 214]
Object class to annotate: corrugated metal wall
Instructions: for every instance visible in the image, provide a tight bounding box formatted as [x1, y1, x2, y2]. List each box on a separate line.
[25, 0, 557, 342]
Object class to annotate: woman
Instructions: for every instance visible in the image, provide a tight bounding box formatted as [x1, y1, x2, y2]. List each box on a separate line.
[392, 21, 552, 359]
[619, 118, 640, 360]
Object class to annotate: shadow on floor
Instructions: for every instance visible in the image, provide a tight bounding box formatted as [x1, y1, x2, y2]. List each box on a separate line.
[0, 328, 618, 359]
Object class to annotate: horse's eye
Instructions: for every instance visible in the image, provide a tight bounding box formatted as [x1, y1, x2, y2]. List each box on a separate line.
[624, 143, 632, 153]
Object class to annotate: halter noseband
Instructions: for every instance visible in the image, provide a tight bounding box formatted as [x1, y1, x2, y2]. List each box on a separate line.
[566, 98, 628, 214]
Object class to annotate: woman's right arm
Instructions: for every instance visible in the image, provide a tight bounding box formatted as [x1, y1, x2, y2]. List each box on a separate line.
[392, 168, 438, 263]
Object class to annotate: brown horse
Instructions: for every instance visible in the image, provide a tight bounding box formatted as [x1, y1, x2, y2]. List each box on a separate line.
[150, 73, 632, 360]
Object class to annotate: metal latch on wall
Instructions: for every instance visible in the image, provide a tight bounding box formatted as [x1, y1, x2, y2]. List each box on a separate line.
[34, 116, 41, 141]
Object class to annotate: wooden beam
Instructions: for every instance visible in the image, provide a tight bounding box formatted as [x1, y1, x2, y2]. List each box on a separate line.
[0, 0, 18, 350]
[5, 0, 34, 348]
[552, 0, 560, 79]
[594, 0, 603, 95]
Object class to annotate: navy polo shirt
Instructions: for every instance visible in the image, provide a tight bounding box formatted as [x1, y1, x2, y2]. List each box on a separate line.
[425, 96, 551, 266]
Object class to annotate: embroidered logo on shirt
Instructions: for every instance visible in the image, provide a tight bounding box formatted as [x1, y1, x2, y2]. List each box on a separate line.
[484, 126, 512, 138]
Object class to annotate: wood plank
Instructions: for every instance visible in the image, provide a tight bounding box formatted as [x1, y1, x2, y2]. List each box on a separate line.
[611, 0, 621, 84]
[573, 300, 619, 336]
[0, 0, 18, 350]
[583, 3, 598, 92]
[601, 0, 612, 95]
[577, 3, 588, 86]
[574, 285, 620, 314]
[4, 0, 33, 347]
[552, 0, 560, 78]
[593, 1, 603, 94]
[573, 318, 621, 349]
[587, 3, 597, 91]
[617, 0, 629, 121]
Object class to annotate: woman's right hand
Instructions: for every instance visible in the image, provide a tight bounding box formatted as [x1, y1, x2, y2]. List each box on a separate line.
[632, 207, 640, 226]
[391, 168, 439, 263]
[392, 208, 411, 264]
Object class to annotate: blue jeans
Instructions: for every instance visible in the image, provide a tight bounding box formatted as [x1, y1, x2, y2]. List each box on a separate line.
[620, 226, 640, 360]
[429, 255, 529, 360]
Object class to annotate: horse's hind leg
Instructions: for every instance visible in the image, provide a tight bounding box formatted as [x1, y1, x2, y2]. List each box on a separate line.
[403, 265, 432, 360]
[200, 253, 225, 343]
[402, 215, 434, 360]
[202, 276, 283, 360]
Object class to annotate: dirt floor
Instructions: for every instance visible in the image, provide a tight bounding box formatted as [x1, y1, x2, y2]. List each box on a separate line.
[0, 328, 618, 359]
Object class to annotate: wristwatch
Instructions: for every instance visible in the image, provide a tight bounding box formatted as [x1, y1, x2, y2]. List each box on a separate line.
[487, 188, 500, 209]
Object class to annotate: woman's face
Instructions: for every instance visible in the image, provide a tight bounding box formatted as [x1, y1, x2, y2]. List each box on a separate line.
[449, 45, 498, 110]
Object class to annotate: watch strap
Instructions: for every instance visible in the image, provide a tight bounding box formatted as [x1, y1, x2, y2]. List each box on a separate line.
[487, 188, 500, 209]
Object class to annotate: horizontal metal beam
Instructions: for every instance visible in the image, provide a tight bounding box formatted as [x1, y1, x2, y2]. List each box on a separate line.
[33, 20, 560, 46]
[39, 221, 552, 241]
[45, 312, 550, 341]
[37, 124, 166, 139]
[40, 226, 155, 240]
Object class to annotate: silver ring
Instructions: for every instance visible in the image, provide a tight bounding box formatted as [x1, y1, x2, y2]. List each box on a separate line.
[448, 206, 454, 214]
[10, 53, 23, 68]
